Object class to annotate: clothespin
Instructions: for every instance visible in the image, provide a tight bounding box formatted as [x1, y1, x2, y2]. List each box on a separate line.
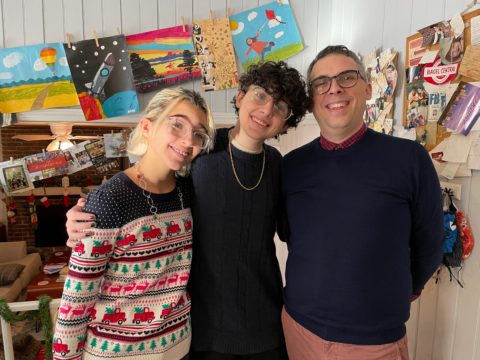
[117, 27, 122, 35]
[9, 157, 13, 164]
[227, 7, 230, 17]
[66, 32, 71, 48]
[181, 16, 186, 32]
[210, 10, 213, 20]
[93, 30, 99, 47]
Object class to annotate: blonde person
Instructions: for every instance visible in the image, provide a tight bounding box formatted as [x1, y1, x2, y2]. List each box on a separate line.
[53, 88, 215, 360]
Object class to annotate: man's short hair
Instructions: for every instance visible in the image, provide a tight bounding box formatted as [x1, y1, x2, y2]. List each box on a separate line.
[306, 45, 369, 86]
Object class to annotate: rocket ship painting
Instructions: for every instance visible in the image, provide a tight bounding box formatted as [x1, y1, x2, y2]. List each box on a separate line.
[64, 35, 139, 120]
[85, 52, 115, 100]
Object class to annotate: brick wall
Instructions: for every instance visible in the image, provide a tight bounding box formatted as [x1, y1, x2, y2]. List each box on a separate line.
[1, 124, 127, 246]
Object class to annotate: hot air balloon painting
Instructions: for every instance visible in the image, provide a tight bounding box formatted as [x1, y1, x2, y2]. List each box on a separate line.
[64, 34, 139, 120]
[0, 43, 79, 113]
[229, 0, 304, 71]
[40, 47, 57, 74]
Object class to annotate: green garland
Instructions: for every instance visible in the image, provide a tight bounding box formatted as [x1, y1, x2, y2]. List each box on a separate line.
[0, 295, 53, 360]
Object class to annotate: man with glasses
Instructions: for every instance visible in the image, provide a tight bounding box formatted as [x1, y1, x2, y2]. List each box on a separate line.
[281, 45, 444, 359]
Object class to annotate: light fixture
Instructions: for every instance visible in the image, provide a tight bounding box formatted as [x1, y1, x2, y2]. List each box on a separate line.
[46, 139, 74, 152]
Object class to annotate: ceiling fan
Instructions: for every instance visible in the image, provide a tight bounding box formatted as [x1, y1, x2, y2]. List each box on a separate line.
[12, 123, 101, 151]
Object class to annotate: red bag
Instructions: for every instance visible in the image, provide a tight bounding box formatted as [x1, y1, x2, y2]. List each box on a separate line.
[456, 211, 474, 259]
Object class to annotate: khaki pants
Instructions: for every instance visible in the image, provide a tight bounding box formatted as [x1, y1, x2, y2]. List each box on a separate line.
[281, 307, 409, 360]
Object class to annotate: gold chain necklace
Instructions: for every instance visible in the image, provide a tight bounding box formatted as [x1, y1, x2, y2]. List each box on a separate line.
[228, 140, 265, 191]
[134, 164, 184, 218]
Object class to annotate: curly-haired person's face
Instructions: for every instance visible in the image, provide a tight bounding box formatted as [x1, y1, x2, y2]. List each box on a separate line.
[235, 86, 288, 141]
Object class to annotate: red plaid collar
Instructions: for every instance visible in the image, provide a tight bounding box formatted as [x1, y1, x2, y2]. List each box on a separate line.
[320, 124, 367, 151]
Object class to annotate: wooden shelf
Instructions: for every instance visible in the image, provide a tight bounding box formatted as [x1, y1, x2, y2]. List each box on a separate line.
[4, 186, 96, 197]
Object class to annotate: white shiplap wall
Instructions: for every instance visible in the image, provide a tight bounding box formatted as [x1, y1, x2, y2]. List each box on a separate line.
[1, 1, 480, 359]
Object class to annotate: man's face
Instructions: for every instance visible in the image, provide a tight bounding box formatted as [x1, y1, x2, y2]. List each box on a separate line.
[309, 54, 372, 141]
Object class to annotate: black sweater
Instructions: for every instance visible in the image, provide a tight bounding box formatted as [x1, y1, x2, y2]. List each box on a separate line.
[189, 128, 285, 354]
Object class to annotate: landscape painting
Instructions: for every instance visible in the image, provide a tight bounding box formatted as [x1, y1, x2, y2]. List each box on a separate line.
[0, 43, 79, 113]
[126, 25, 201, 93]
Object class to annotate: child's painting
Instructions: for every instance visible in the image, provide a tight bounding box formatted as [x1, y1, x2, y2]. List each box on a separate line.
[126, 26, 201, 93]
[192, 18, 238, 91]
[0, 43, 79, 113]
[64, 35, 139, 120]
[229, 0, 304, 70]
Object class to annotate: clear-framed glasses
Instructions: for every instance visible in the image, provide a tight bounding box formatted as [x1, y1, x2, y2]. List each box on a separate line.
[250, 86, 293, 121]
[309, 69, 365, 95]
[167, 116, 211, 150]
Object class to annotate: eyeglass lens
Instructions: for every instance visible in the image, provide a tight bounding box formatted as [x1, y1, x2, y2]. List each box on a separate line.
[252, 87, 291, 120]
[168, 117, 210, 149]
[311, 70, 361, 95]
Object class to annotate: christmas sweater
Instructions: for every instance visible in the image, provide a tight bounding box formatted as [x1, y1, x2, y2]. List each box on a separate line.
[53, 172, 193, 360]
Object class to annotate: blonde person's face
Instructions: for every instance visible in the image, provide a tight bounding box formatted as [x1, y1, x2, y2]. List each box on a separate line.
[309, 54, 372, 140]
[144, 100, 208, 171]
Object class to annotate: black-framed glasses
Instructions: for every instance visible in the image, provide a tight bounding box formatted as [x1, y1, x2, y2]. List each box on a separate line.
[167, 116, 211, 150]
[309, 70, 365, 95]
[250, 86, 293, 121]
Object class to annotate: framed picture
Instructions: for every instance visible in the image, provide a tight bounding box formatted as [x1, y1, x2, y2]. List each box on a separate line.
[0, 160, 34, 194]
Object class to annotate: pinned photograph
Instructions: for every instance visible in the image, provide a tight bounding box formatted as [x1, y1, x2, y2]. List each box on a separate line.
[418, 21, 452, 47]
[0, 160, 34, 194]
[104, 132, 128, 158]
[439, 36, 464, 65]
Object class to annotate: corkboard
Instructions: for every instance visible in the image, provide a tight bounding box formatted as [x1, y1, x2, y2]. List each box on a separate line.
[403, 9, 480, 150]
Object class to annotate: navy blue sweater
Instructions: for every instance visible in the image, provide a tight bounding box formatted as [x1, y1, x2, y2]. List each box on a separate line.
[282, 129, 444, 345]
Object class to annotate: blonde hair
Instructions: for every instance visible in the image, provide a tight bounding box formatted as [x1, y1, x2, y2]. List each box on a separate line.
[127, 87, 215, 159]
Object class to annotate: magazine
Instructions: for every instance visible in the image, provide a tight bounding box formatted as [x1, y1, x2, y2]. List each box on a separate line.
[437, 81, 480, 135]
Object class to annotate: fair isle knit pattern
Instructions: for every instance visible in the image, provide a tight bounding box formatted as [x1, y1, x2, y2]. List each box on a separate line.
[53, 173, 192, 360]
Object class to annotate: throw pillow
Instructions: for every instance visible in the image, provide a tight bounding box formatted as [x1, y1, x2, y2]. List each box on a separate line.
[0, 264, 25, 286]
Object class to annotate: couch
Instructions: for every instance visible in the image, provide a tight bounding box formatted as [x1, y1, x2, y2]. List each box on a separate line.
[0, 241, 42, 302]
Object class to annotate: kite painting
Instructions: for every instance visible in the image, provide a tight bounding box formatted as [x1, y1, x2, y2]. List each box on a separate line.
[126, 26, 201, 93]
[0, 43, 79, 113]
[229, 0, 304, 70]
[192, 18, 239, 91]
[64, 35, 139, 120]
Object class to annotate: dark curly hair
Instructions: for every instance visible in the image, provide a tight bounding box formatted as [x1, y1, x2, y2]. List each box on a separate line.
[231, 61, 309, 133]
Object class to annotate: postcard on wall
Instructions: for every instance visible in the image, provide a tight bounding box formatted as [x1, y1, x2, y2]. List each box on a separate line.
[408, 37, 427, 67]
[438, 81, 480, 135]
[67, 141, 93, 173]
[418, 21, 452, 47]
[126, 26, 201, 93]
[192, 18, 239, 91]
[230, 0, 304, 71]
[0, 43, 79, 113]
[405, 81, 429, 128]
[0, 160, 34, 195]
[104, 132, 128, 158]
[85, 138, 120, 173]
[438, 36, 464, 65]
[64, 35, 139, 120]
[459, 45, 480, 80]
[24, 150, 69, 182]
